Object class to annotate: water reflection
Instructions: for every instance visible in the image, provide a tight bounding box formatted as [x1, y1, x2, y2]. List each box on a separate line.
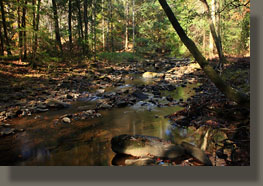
[0, 76, 229, 166]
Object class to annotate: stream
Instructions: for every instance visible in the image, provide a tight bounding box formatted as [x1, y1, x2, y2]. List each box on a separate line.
[0, 74, 228, 166]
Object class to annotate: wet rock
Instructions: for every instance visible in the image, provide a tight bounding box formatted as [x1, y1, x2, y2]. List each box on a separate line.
[104, 92, 117, 98]
[36, 108, 49, 112]
[132, 101, 157, 111]
[115, 100, 129, 108]
[99, 103, 112, 109]
[0, 128, 15, 136]
[111, 134, 185, 159]
[0, 123, 12, 127]
[77, 105, 95, 111]
[125, 158, 155, 166]
[36, 103, 47, 109]
[16, 128, 25, 132]
[95, 113, 102, 117]
[165, 84, 176, 91]
[166, 96, 173, 102]
[62, 117, 71, 124]
[131, 90, 148, 100]
[96, 89, 105, 94]
[72, 109, 102, 120]
[5, 111, 16, 119]
[45, 99, 70, 109]
[66, 94, 73, 99]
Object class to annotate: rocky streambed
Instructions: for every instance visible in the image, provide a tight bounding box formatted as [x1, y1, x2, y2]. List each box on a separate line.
[0, 57, 250, 166]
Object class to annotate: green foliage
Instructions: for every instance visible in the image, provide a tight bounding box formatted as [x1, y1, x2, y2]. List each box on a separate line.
[0, 0, 250, 62]
[238, 12, 250, 55]
[98, 52, 142, 63]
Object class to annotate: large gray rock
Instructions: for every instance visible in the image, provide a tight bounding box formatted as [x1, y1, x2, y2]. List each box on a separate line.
[111, 134, 185, 159]
[111, 134, 212, 166]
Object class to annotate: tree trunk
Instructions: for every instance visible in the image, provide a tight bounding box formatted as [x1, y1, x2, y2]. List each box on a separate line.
[0, 0, 12, 55]
[106, 3, 109, 52]
[32, 0, 36, 51]
[158, 0, 249, 107]
[22, 0, 28, 59]
[77, 0, 84, 40]
[200, 0, 226, 65]
[202, 27, 206, 56]
[51, 0, 63, 54]
[209, 30, 213, 59]
[0, 21, 4, 55]
[125, 0, 129, 51]
[32, 0, 40, 63]
[84, 0, 89, 53]
[76, 0, 84, 54]
[132, 0, 135, 52]
[93, 0, 97, 60]
[110, 0, 113, 52]
[102, 0, 105, 51]
[68, 0, 72, 52]
[17, 0, 23, 61]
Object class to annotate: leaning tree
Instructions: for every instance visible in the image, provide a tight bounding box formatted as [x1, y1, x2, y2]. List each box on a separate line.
[158, 0, 249, 107]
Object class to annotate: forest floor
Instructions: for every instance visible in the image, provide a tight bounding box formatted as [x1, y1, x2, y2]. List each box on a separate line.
[0, 56, 250, 166]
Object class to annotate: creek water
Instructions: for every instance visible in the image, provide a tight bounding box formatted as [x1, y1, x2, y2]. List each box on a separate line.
[0, 75, 227, 166]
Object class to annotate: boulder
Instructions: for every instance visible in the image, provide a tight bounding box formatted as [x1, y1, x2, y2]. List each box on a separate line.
[111, 134, 212, 166]
[142, 72, 164, 79]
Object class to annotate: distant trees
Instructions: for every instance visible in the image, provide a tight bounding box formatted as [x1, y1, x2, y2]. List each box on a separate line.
[0, 0, 250, 64]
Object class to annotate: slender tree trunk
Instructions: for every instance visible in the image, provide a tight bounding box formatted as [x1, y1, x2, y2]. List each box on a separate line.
[106, 0, 110, 51]
[94, 0, 97, 59]
[0, 0, 12, 55]
[106, 6, 109, 52]
[200, 0, 226, 65]
[125, 1, 129, 50]
[51, 0, 63, 54]
[209, 31, 213, 59]
[158, 0, 249, 107]
[132, 0, 135, 52]
[77, 0, 84, 54]
[17, 0, 23, 61]
[32, 0, 40, 63]
[92, 0, 97, 60]
[202, 28, 206, 56]
[0, 23, 4, 55]
[77, 0, 84, 40]
[110, 0, 113, 52]
[32, 0, 36, 49]
[102, 0, 105, 51]
[68, 0, 72, 52]
[22, 0, 28, 59]
[84, 0, 89, 53]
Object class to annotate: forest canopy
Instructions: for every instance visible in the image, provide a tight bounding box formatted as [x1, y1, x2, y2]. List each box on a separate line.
[0, 0, 250, 64]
